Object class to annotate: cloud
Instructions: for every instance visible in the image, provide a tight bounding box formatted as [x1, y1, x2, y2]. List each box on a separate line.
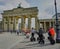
[0, 0, 60, 19]
[38, 11, 52, 19]
[38, 0, 60, 19]
[36, 0, 54, 19]
[35, 0, 54, 19]
[0, 0, 30, 13]
[44, 5, 55, 15]
[0, 0, 31, 21]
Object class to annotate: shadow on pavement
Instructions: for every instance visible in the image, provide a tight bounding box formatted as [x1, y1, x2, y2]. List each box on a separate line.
[20, 40, 30, 43]
[26, 42, 51, 47]
[19, 43, 51, 49]
[19, 48, 26, 49]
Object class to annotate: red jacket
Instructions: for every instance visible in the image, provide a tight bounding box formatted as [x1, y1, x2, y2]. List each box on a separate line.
[49, 27, 55, 36]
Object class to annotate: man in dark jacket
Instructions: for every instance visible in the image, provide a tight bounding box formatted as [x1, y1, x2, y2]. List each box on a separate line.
[39, 28, 44, 34]
[37, 28, 45, 44]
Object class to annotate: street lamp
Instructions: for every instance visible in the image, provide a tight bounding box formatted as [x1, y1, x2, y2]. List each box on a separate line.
[54, 0, 60, 43]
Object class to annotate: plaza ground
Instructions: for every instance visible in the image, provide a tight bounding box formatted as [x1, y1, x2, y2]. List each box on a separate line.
[11, 33, 60, 49]
[0, 32, 60, 49]
[0, 32, 24, 49]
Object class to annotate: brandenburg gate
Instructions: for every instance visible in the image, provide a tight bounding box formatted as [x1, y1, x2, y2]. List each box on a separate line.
[1, 6, 38, 32]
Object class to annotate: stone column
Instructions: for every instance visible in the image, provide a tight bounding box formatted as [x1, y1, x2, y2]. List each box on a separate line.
[3, 16, 8, 31]
[7, 16, 9, 31]
[15, 17, 19, 32]
[21, 16, 23, 30]
[21, 16, 25, 30]
[18, 18, 21, 31]
[49, 21, 51, 27]
[24, 18, 25, 28]
[53, 21, 55, 28]
[37, 20, 40, 31]
[15, 17, 18, 31]
[44, 21, 46, 32]
[35, 17, 38, 31]
[13, 16, 18, 32]
[38, 20, 40, 30]
[13, 17, 16, 32]
[2, 17, 4, 31]
[28, 16, 31, 29]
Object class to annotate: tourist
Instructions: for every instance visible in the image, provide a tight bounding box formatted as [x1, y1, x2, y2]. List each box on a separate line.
[31, 28, 36, 34]
[48, 27, 55, 45]
[37, 28, 45, 44]
[48, 27, 55, 39]
[30, 28, 36, 41]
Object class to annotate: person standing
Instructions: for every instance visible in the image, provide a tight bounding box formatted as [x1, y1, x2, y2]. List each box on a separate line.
[30, 28, 36, 41]
[48, 27, 55, 39]
[39, 28, 45, 34]
[37, 28, 45, 44]
[31, 28, 36, 34]
[48, 27, 55, 45]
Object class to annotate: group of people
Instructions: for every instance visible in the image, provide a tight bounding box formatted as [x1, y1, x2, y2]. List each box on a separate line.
[27, 27, 56, 45]
[15, 26, 56, 45]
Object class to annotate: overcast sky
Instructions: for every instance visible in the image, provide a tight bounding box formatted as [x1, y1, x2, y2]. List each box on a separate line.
[0, 0, 60, 19]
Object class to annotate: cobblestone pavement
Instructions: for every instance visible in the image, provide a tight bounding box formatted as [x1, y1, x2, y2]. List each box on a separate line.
[11, 33, 60, 49]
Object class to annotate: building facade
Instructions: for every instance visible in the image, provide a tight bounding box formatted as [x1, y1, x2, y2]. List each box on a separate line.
[39, 13, 60, 32]
[1, 4, 60, 32]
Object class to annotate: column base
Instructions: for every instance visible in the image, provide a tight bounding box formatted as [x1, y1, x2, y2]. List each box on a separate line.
[56, 38, 60, 43]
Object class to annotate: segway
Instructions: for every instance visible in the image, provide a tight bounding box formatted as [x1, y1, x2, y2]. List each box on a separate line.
[48, 33, 55, 45]
[30, 33, 36, 42]
[37, 34, 45, 44]
[48, 36, 55, 45]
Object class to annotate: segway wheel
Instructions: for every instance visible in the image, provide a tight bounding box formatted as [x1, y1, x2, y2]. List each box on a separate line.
[50, 40, 55, 45]
[33, 38, 36, 41]
[30, 37, 33, 41]
[42, 40, 45, 44]
[37, 37, 40, 41]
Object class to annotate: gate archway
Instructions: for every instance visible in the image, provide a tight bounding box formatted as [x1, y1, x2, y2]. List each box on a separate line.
[2, 6, 38, 32]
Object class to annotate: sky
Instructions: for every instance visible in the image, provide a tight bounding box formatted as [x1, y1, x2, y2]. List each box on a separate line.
[0, 0, 60, 19]
[0, 0, 60, 28]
